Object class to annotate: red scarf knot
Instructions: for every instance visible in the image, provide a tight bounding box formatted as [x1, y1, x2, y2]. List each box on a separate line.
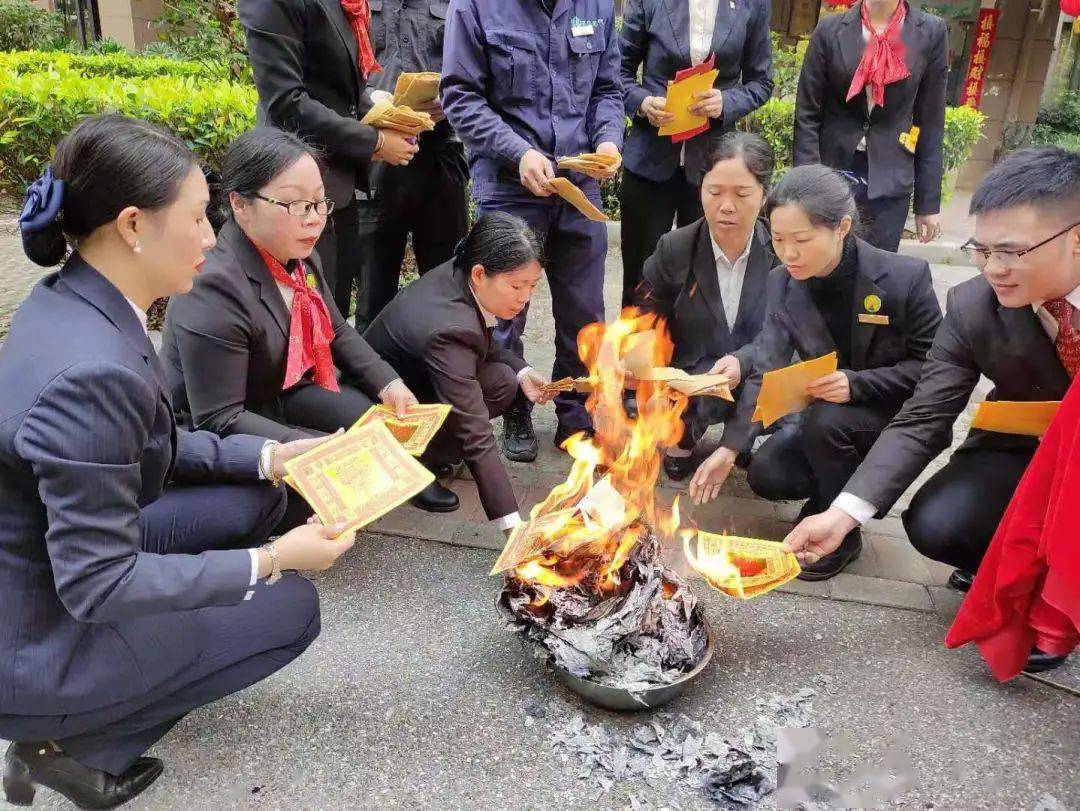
[256, 245, 340, 393]
[339, 0, 382, 81]
[846, 1, 911, 109]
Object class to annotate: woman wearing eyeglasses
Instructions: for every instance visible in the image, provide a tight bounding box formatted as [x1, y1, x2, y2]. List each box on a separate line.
[162, 129, 457, 513]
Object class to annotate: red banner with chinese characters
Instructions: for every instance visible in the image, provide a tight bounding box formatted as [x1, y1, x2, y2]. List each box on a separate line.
[960, 8, 1000, 109]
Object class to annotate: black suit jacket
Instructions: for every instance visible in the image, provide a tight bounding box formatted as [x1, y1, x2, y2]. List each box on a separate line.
[239, 0, 381, 207]
[845, 276, 1072, 516]
[794, 1, 948, 214]
[619, 0, 774, 184]
[724, 237, 942, 451]
[364, 261, 526, 520]
[161, 219, 399, 442]
[637, 217, 775, 377]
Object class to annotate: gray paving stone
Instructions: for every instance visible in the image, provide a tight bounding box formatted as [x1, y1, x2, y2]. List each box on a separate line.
[775, 577, 832, 599]
[928, 585, 966, 619]
[829, 573, 935, 612]
[865, 533, 935, 584]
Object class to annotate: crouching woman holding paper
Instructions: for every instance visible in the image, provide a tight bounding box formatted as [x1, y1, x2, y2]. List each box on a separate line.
[364, 212, 553, 534]
[688, 165, 942, 580]
[1, 115, 354, 809]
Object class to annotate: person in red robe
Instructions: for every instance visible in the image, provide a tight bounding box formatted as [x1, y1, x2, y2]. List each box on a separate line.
[945, 374, 1080, 680]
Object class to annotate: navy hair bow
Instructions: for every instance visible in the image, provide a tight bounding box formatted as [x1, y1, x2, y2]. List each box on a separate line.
[19, 166, 65, 234]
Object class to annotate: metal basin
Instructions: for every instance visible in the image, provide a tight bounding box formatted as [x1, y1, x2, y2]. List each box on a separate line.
[550, 619, 715, 712]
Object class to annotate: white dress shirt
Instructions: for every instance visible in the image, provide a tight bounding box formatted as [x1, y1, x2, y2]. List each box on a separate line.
[832, 284, 1080, 527]
[711, 229, 754, 331]
[689, 0, 721, 65]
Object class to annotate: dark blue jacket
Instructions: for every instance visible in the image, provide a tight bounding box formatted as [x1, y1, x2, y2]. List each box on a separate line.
[620, 0, 774, 185]
[441, 0, 624, 201]
[0, 256, 265, 716]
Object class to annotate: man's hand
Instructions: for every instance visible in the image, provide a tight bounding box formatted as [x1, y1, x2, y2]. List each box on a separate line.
[689, 447, 738, 505]
[414, 97, 446, 124]
[380, 378, 420, 418]
[519, 368, 554, 404]
[915, 214, 941, 244]
[272, 430, 343, 480]
[519, 149, 556, 197]
[708, 355, 742, 389]
[639, 96, 675, 129]
[374, 131, 420, 166]
[589, 141, 622, 180]
[688, 88, 724, 119]
[781, 506, 858, 565]
[807, 371, 851, 404]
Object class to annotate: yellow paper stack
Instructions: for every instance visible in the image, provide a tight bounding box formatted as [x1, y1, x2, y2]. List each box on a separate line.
[360, 99, 435, 136]
[557, 152, 622, 179]
[392, 71, 440, 108]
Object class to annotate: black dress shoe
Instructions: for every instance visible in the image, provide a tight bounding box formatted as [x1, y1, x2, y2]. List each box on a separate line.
[948, 569, 975, 594]
[501, 407, 538, 462]
[796, 530, 862, 581]
[1024, 647, 1069, 674]
[3, 742, 163, 809]
[663, 453, 697, 482]
[554, 424, 594, 451]
[410, 481, 460, 513]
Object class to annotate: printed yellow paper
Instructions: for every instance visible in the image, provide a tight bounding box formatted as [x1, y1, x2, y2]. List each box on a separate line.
[349, 403, 452, 456]
[360, 99, 435, 136]
[393, 71, 440, 107]
[685, 531, 801, 600]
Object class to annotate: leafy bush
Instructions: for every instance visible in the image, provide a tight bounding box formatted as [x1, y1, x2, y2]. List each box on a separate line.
[942, 105, 985, 173]
[153, 0, 250, 82]
[0, 50, 228, 80]
[771, 34, 807, 101]
[0, 63, 256, 195]
[1032, 92, 1080, 151]
[0, 0, 64, 51]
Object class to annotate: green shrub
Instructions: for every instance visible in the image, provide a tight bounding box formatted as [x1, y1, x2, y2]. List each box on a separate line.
[771, 34, 807, 101]
[0, 64, 256, 195]
[0, 50, 228, 80]
[154, 0, 251, 82]
[1032, 92, 1080, 151]
[0, 0, 64, 51]
[942, 104, 985, 173]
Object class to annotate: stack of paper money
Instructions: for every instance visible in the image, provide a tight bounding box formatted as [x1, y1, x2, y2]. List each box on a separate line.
[557, 152, 622, 179]
[349, 403, 451, 456]
[686, 531, 801, 600]
[360, 99, 435, 136]
[540, 376, 596, 395]
[392, 71, 440, 107]
[283, 422, 434, 534]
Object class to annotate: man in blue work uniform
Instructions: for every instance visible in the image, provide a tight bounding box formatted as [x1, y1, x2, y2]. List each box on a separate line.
[442, 0, 624, 460]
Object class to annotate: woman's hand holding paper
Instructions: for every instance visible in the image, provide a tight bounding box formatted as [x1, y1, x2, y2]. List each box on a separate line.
[261, 519, 356, 577]
[639, 96, 675, 129]
[708, 354, 742, 389]
[380, 378, 420, 418]
[688, 89, 724, 119]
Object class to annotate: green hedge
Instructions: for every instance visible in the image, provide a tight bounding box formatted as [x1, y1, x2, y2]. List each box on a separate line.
[0, 49, 229, 80]
[0, 63, 255, 195]
[0, 0, 64, 52]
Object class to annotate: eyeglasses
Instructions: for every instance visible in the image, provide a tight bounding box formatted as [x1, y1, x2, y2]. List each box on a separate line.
[253, 193, 335, 217]
[961, 221, 1080, 269]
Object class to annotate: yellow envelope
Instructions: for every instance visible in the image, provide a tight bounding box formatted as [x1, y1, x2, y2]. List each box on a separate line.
[971, 400, 1061, 437]
[549, 177, 610, 222]
[392, 71, 440, 107]
[658, 66, 720, 140]
[752, 352, 839, 428]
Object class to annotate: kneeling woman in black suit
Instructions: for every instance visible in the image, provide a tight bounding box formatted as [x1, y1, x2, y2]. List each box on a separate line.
[636, 132, 777, 482]
[689, 165, 943, 580]
[1, 115, 353, 808]
[160, 129, 459, 513]
[364, 212, 553, 534]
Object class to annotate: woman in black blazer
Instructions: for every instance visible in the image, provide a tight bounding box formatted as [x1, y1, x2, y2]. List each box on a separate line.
[689, 165, 943, 580]
[161, 129, 457, 514]
[635, 132, 777, 482]
[795, 0, 949, 252]
[1, 115, 353, 809]
[364, 212, 553, 534]
[619, 0, 774, 307]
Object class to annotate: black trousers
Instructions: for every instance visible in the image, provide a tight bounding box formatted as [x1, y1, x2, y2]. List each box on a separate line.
[747, 401, 898, 510]
[619, 167, 703, 308]
[354, 138, 470, 330]
[279, 379, 375, 434]
[314, 202, 363, 318]
[850, 151, 911, 253]
[0, 483, 320, 776]
[902, 444, 1036, 573]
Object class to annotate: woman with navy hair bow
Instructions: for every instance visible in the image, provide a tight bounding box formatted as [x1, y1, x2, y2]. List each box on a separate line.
[1, 114, 357, 809]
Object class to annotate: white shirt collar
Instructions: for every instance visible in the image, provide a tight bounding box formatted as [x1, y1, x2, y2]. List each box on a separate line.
[469, 288, 498, 328]
[1032, 285, 1080, 314]
[710, 229, 755, 270]
[125, 297, 149, 335]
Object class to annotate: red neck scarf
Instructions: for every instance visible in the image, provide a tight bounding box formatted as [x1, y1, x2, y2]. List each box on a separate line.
[846, 1, 911, 108]
[339, 0, 382, 81]
[256, 246, 340, 393]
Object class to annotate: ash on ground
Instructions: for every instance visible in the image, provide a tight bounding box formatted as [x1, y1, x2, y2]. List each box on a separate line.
[545, 687, 818, 808]
[497, 532, 709, 693]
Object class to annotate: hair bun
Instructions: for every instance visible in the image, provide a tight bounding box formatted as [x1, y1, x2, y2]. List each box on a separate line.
[22, 221, 67, 267]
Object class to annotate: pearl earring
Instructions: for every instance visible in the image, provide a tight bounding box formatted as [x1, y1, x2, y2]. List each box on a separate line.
[133, 241, 142, 255]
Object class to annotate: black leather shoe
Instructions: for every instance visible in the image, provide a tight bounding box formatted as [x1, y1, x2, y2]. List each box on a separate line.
[1024, 647, 1069, 674]
[410, 481, 459, 513]
[663, 453, 696, 482]
[948, 569, 975, 594]
[554, 424, 594, 451]
[3, 742, 163, 809]
[796, 530, 862, 581]
[501, 408, 538, 462]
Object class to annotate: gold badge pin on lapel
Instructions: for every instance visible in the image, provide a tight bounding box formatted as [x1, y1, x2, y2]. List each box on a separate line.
[859, 294, 889, 325]
[899, 126, 920, 155]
